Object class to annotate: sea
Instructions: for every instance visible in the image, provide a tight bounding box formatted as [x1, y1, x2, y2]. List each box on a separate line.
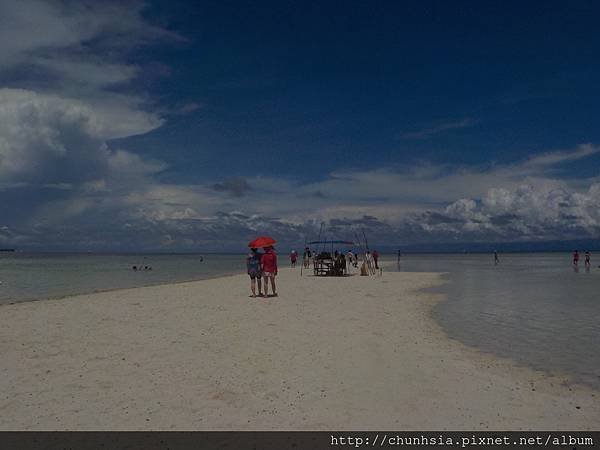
[1, 251, 599, 389]
[0, 253, 245, 304]
[393, 252, 600, 390]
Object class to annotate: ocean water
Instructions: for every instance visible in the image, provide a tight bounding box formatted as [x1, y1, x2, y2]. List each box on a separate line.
[393, 253, 600, 389]
[0, 253, 245, 304]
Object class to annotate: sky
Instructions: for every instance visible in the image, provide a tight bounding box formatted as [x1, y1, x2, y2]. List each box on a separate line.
[1, 0, 600, 251]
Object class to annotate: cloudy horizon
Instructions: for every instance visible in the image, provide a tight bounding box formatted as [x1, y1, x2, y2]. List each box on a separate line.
[1, 0, 600, 252]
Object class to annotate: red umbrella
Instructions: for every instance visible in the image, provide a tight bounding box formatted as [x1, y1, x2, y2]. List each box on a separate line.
[248, 236, 276, 248]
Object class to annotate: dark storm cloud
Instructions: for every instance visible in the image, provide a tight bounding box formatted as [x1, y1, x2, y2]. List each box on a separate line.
[212, 177, 252, 197]
[489, 214, 519, 226]
[421, 212, 464, 225]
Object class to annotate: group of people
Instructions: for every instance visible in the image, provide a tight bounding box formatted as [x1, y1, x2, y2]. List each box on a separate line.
[331, 250, 352, 276]
[572, 250, 592, 269]
[245, 245, 386, 294]
[344, 250, 358, 270]
[247, 248, 596, 295]
[494, 250, 593, 269]
[246, 246, 278, 297]
[296, 247, 381, 276]
[296, 248, 381, 270]
[289, 247, 320, 268]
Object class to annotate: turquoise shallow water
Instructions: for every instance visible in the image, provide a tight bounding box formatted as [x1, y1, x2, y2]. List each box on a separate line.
[392, 253, 600, 390]
[0, 253, 245, 304]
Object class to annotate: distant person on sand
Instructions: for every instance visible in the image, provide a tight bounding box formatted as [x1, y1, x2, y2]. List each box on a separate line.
[365, 251, 374, 272]
[290, 250, 298, 267]
[261, 246, 278, 297]
[246, 248, 263, 297]
[372, 250, 380, 269]
[584, 251, 591, 268]
[335, 251, 346, 275]
[494, 250, 499, 265]
[303, 247, 311, 268]
[397, 249, 401, 263]
[360, 257, 368, 276]
[345, 250, 354, 273]
[573, 250, 580, 266]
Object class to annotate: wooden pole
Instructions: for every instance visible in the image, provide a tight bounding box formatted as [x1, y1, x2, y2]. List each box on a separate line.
[300, 236, 306, 277]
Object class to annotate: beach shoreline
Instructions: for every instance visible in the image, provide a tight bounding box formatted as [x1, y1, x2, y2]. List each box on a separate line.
[1, 268, 598, 430]
[0, 252, 247, 306]
[1, 269, 244, 306]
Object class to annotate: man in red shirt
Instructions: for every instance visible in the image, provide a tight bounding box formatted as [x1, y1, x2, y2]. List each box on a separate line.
[261, 246, 278, 297]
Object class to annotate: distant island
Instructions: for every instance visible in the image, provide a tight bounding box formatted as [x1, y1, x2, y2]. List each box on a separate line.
[0, 249, 15, 252]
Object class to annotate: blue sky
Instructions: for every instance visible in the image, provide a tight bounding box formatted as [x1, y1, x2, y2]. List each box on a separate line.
[1, 0, 600, 250]
[125, 1, 600, 180]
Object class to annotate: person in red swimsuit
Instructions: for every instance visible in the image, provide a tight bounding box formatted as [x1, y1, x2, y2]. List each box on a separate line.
[261, 246, 278, 297]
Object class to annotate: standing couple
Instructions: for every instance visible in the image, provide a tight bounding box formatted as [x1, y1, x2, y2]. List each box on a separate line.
[246, 246, 278, 298]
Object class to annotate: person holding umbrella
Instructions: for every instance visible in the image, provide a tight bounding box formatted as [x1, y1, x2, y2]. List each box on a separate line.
[248, 236, 278, 297]
[261, 246, 278, 297]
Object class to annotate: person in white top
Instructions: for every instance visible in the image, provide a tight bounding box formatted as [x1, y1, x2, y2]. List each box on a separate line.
[345, 250, 354, 273]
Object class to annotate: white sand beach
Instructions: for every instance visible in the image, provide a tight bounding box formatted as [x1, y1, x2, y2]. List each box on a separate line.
[0, 268, 598, 430]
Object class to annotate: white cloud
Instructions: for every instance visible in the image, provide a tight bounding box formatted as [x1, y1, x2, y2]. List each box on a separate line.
[2, 90, 599, 250]
[0, 0, 178, 65]
[1, 0, 599, 250]
[174, 102, 203, 115]
[0, 0, 175, 233]
[400, 118, 478, 139]
[291, 144, 599, 213]
[0, 0, 170, 138]
[83, 145, 599, 248]
[31, 56, 139, 88]
[420, 182, 600, 241]
[0, 89, 163, 184]
[521, 143, 600, 168]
